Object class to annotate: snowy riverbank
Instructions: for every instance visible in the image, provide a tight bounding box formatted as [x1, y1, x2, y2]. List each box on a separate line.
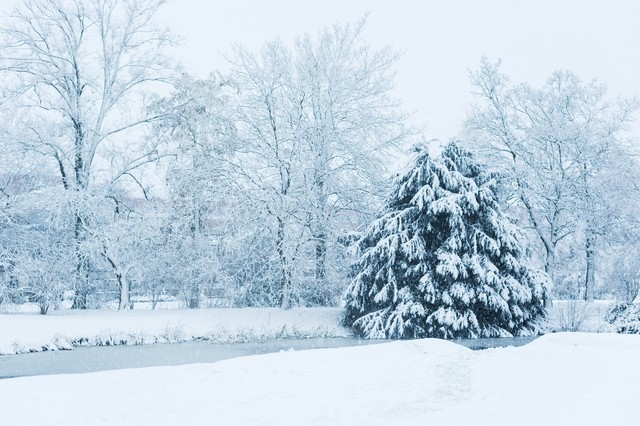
[1, 332, 638, 425]
[0, 307, 349, 355]
[0, 300, 620, 355]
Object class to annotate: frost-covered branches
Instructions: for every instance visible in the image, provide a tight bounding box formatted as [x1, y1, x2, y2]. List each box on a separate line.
[0, 0, 176, 309]
[467, 59, 640, 301]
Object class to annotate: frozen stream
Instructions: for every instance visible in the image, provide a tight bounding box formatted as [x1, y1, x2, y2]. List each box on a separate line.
[0, 336, 538, 379]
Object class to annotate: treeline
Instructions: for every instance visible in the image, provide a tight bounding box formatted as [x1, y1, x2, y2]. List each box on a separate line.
[0, 0, 638, 314]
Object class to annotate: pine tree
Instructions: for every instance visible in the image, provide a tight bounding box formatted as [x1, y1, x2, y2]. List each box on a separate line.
[343, 141, 549, 339]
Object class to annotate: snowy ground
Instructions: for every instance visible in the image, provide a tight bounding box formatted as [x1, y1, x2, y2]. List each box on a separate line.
[1, 303, 636, 424]
[0, 307, 349, 355]
[0, 332, 638, 425]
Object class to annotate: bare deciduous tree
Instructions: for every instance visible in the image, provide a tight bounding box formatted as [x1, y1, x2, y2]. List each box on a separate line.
[226, 19, 410, 308]
[467, 58, 638, 302]
[0, 0, 175, 308]
[294, 18, 409, 294]
[150, 73, 238, 308]
[229, 40, 306, 309]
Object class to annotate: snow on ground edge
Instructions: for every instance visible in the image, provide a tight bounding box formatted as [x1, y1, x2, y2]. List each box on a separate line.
[0, 307, 351, 355]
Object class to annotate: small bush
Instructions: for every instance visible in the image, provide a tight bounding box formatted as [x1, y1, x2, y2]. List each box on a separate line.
[605, 302, 640, 334]
[555, 299, 590, 332]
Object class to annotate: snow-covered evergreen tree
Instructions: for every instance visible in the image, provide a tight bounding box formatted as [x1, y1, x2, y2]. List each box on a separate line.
[343, 141, 549, 339]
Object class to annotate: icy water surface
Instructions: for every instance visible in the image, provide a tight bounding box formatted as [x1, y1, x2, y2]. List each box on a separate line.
[0, 338, 384, 379]
[0, 336, 538, 379]
[453, 335, 538, 350]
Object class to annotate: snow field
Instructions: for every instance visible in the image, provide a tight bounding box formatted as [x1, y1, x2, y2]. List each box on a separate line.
[0, 333, 638, 425]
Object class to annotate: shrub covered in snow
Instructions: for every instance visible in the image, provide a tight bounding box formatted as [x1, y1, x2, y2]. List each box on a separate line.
[605, 302, 640, 334]
[343, 142, 549, 339]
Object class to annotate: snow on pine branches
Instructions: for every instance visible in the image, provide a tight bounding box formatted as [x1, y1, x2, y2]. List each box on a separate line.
[343, 141, 549, 339]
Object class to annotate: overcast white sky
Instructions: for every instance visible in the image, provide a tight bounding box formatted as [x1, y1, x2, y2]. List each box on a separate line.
[158, 0, 640, 142]
[1, 0, 637, 142]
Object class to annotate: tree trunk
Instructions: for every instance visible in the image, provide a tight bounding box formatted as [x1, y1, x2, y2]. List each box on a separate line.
[520, 192, 555, 308]
[187, 284, 200, 309]
[151, 286, 160, 310]
[277, 217, 292, 309]
[105, 252, 131, 310]
[584, 230, 596, 301]
[315, 231, 327, 287]
[582, 166, 596, 302]
[543, 244, 555, 308]
[312, 169, 328, 297]
[71, 122, 89, 309]
[39, 301, 49, 315]
[118, 273, 131, 310]
[71, 212, 89, 309]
